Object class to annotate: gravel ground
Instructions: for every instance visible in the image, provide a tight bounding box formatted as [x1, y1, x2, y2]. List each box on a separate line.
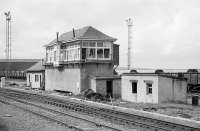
[0, 101, 72, 131]
[5, 79, 200, 121]
[108, 99, 200, 121]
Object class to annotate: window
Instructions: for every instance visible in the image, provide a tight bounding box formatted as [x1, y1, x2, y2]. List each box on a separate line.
[46, 53, 48, 61]
[132, 82, 137, 93]
[81, 41, 111, 60]
[88, 48, 96, 58]
[97, 42, 103, 47]
[89, 42, 96, 47]
[82, 42, 89, 47]
[66, 50, 68, 61]
[35, 75, 39, 82]
[104, 49, 110, 58]
[146, 83, 152, 94]
[54, 51, 56, 61]
[77, 48, 80, 59]
[97, 49, 103, 58]
[63, 50, 66, 60]
[74, 49, 79, 60]
[103, 42, 111, 47]
[29, 74, 30, 82]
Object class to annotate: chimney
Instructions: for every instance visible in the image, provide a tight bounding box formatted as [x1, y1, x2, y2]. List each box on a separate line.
[73, 28, 76, 38]
[126, 18, 133, 70]
[56, 32, 59, 42]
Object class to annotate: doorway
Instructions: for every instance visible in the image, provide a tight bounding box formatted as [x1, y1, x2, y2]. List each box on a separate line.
[192, 96, 199, 106]
[106, 80, 113, 98]
[39, 75, 42, 88]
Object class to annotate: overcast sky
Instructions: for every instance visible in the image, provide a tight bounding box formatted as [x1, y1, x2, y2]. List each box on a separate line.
[0, 0, 200, 69]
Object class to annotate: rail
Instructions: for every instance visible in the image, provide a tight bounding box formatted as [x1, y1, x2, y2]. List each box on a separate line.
[0, 88, 199, 131]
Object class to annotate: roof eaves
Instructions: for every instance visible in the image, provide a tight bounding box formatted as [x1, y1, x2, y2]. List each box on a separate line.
[78, 37, 117, 42]
[27, 70, 45, 73]
[44, 40, 67, 47]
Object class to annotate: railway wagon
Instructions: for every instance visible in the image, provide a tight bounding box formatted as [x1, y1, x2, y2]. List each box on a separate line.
[0, 59, 39, 80]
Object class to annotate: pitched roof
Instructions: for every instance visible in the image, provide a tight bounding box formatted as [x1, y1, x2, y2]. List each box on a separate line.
[26, 61, 45, 72]
[45, 26, 117, 47]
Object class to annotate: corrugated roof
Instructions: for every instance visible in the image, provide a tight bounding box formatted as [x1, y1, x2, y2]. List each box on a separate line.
[26, 61, 45, 72]
[45, 26, 117, 47]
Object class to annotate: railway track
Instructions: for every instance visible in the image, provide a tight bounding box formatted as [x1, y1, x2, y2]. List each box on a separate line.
[0, 91, 126, 131]
[0, 88, 199, 131]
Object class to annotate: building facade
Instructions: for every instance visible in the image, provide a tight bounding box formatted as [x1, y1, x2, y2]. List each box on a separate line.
[26, 61, 45, 89]
[121, 73, 187, 103]
[43, 26, 119, 95]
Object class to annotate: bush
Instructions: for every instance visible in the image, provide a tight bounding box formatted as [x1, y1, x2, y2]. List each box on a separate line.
[81, 89, 94, 96]
[155, 69, 164, 74]
[9, 82, 19, 86]
[130, 69, 138, 73]
[86, 93, 105, 101]
[187, 69, 198, 73]
[80, 89, 107, 101]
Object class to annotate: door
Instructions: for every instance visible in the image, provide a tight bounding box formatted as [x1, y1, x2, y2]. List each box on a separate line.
[40, 75, 42, 88]
[106, 80, 113, 98]
[82, 48, 86, 60]
[192, 96, 198, 106]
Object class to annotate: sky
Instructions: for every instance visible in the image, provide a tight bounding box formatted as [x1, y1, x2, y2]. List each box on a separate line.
[0, 0, 200, 69]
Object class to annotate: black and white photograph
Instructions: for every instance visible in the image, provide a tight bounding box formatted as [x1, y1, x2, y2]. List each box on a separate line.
[0, 0, 200, 130]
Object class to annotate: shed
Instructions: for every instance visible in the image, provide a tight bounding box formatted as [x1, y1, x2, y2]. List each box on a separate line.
[89, 75, 121, 98]
[26, 61, 45, 89]
[121, 73, 187, 103]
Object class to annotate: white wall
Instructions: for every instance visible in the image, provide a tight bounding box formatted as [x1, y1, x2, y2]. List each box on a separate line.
[121, 74, 187, 104]
[121, 75, 159, 103]
[90, 78, 96, 92]
[158, 77, 173, 103]
[173, 79, 187, 102]
[27, 72, 43, 89]
[45, 67, 81, 94]
[158, 76, 187, 103]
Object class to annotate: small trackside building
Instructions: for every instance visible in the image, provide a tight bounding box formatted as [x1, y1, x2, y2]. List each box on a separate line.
[26, 61, 45, 89]
[43, 26, 119, 95]
[121, 73, 187, 104]
[89, 75, 121, 98]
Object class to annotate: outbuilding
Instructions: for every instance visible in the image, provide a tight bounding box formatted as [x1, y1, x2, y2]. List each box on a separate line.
[121, 73, 187, 103]
[26, 61, 45, 89]
[89, 75, 121, 98]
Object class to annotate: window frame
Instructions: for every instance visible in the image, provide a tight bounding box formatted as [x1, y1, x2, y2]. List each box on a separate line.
[132, 82, 137, 94]
[97, 48, 104, 59]
[35, 75, 39, 82]
[145, 82, 153, 95]
[81, 41, 112, 60]
[54, 51, 56, 61]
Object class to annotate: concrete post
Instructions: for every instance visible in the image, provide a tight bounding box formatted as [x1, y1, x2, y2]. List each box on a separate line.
[1, 77, 6, 88]
[126, 18, 133, 70]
